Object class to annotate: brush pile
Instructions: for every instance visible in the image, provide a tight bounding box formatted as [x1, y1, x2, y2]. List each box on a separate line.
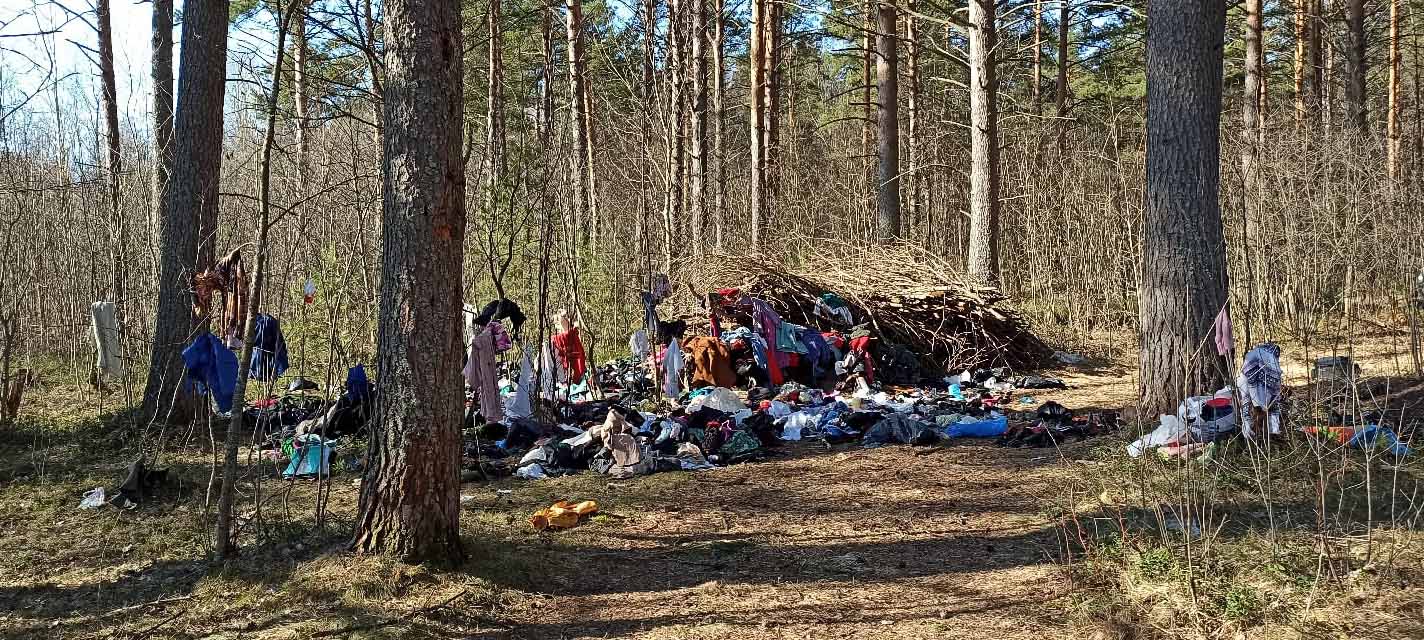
[674, 244, 1054, 374]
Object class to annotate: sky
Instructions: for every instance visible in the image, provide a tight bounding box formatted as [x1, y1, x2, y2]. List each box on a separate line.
[0, 0, 170, 122]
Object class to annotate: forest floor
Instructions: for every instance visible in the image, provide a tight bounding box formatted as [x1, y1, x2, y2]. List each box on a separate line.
[0, 330, 1422, 639]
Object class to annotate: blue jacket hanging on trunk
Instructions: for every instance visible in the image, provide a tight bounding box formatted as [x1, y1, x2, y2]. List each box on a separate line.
[182, 333, 238, 412]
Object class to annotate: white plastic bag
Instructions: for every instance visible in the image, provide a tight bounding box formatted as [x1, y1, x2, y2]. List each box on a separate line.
[79, 487, 106, 509]
[1127, 415, 1188, 458]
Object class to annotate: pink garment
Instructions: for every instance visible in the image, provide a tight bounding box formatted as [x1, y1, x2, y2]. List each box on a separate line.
[489, 320, 513, 353]
[463, 327, 504, 424]
[1213, 303, 1234, 356]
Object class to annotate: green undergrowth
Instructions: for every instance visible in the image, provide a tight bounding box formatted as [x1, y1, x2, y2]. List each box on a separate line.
[1051, 433, 1424, 639]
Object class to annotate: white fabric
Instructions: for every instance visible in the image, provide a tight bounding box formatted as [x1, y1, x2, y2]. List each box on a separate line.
[505, 347, 534, 419]
[539, 340, 561, 400]
[782, 412, 815, 441]
[462, 303, 478, 347]
[1128, 415, 1188, 457]
[663, 340, 684, 397]
[686, 387, 746, 413]
[90, 301, 123, 377]
[629, 330, 649, 361]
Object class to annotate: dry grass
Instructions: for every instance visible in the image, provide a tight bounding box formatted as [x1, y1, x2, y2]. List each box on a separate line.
[1, 331, 1421, 639]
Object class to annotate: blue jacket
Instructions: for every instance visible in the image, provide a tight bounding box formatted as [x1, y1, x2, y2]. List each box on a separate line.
[182, 333, 239, 412]
[250, 314, 289, 381]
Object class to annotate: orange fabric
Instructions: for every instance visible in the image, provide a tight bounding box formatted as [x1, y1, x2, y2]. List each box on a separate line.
[681, 336, 737, 389]
[530, 500, 599, 530]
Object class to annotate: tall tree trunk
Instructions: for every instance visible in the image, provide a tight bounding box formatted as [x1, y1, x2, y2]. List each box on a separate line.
[748, 0, 766, 249]
[766, 2, 781, 208]
[690, 0, 707, 255]
[1032, 0, 1042, 114]
[712, 0, 725, 250]
[874, 5, 900, 242]
[150, 0, 174, 240]
[1055, 0, 1070, 149]
[96, 0, 124, 308]
[907, 0, 922, 230]
[1295, 0, 1310, 131]
[861, 0, 874, 220]
[1139, 0, 1230, 416]
[142, 0, 229, 421]
[638, 0, 655, 261]
[217, 0, 297, 558]
[1243, 0, 1266, 327]
[352, 0, 466, 563]
[967, 0, 1000, 284]
[1389, 0, 1402, 179]
[665, 0, 686, 270]
[487, 0, 505, 206]
[566, 0, 594, 242]
[1345, 0, 1367, 133]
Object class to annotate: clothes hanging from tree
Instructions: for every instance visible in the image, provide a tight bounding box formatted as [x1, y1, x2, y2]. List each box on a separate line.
[182, 332, 238, 413]
[90, 301, 122, 377]
[464, 326, 504, 424]
[664, 340, 685, 397]
[748, 298, 784, 385]
[506, 347, 534, 419]
[192, 248, 248, 349]
[552, 326, 587, 383]
[249, 313, 289, 382]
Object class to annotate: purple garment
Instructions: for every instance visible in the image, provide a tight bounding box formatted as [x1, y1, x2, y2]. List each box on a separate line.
[463, 327, 504, 424]
[747, 297, 787, 382]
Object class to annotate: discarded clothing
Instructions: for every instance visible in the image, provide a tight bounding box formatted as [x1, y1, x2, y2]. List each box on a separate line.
[1348, 425, 1413, 457]
[505, 347, 534, 419]
[664, 340, 685, 397]
[464, 326, 504, 424]
[629, 330, 649, 361]
[686, 387, 746, 413]
[529, 500, 598, 530]
[682, 336, 737, 389]
[249, 314, 289, 382]
[90, 301, 122, 377]
[192, 248, 248, 349]
[473, 299, 527, 338]
[553, 327, 588, 383]
[182, 333, 239, 413]
[864, 414, 937, 445]
[283, 435, 333, 477]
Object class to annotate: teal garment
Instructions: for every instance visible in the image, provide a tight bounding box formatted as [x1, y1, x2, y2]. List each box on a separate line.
[283, 436, 332, 477]
[775, 323, 810, 354]
[820, 293, 849, 309]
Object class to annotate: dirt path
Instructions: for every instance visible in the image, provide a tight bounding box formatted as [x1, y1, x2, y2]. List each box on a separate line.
[466, 439, 1077, 640]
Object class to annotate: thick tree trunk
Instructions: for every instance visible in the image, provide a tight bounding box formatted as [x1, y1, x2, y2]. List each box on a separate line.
[712, 0, 725, 250]
[1388, 0, 1402, 179]
[874, 5, 899, 242]
[665, 0, 686, 270]
[352, 0, 466, 563]
[97, 0, 124, 310]
[966, 0, 1000, 284]
[765, 2, 781, 208]
[907, 0, 922, 230]
[749, 0, 766, 249]
[690, 0, 707, 255]
[142, 0, 229, 421]
[1139, 0, 1231, 416]
[1345, 0, 1367, 133]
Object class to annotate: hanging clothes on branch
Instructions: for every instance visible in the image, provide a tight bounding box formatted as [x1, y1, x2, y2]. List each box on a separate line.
[552, 312, 587, 383]
[682, 336, 737, 389]
[664, 339, 685, 397]
[506, 347, 534, 419]
[192, 248, 249, 349]
[464, 324, 504, 424]
[249, 314, 289, 382]
[90, 301, 122, 377]
[182, 333, 238, 413]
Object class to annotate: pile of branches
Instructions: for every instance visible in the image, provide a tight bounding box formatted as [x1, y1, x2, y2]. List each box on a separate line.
[674, 244, 1054, 373]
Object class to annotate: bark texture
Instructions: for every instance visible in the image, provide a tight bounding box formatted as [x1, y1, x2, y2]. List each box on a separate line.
[967, 0, 1000, 284]
[749, 0, 766, 249]
[97, 0, 124, 306]
[1345, 0, 1367, 133]
[1139, 0, 1231, 416]
[351, 0, 466, 562]
[142, 0, 229, 421]
[874, 5, 900, 242]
